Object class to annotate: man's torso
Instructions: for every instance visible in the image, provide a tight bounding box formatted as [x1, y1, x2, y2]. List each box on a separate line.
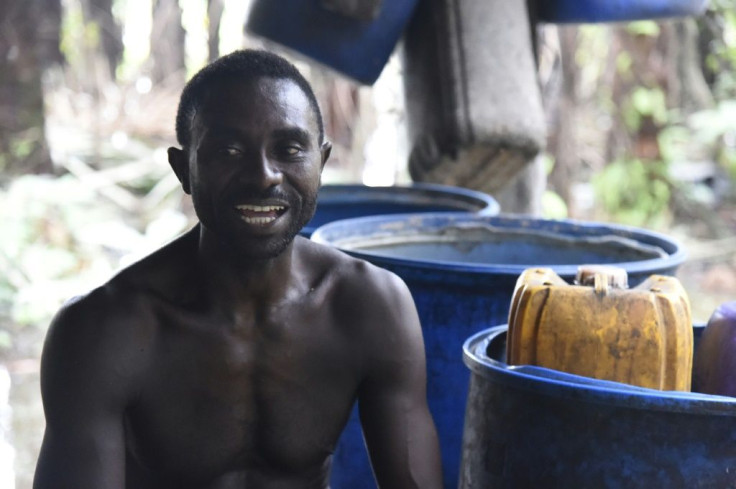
[109, 234, 371, 488]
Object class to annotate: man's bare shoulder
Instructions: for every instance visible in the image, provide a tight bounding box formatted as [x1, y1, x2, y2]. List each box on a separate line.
[41, 230, 200, 391]
[44, 280, 157, 372]
[297, 238, 420, 343]
[38, 287, 154, 427]
[298, 237, 412, 306]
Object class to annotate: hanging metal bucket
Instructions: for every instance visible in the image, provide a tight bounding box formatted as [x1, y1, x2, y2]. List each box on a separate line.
[312, 213, 686, 488]
[246, 0, 421, 84]
[301, 183, 500, 237]
[460, 325, 736, 488]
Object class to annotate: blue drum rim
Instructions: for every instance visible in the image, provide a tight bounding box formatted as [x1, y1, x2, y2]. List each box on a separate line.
[302, 184, 500, 237]
[463, 326, 736, 416]
[310, 213, 687, 278]
[536, 0, 709, 23]
[316, 183, 501, 216]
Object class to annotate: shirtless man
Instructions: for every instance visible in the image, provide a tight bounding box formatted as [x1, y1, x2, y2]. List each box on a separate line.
[33, 49, 443, 489]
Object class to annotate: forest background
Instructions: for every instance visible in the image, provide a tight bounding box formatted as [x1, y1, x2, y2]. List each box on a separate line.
[1, 0, 735, 487]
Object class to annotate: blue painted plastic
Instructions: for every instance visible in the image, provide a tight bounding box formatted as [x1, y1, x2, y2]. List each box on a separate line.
[246, 0, 420, 84]
[537, 0, 708, 23]
[311, 213, 686, 489]
[301, 183, 500, 237]
[460, 325, 736, 488]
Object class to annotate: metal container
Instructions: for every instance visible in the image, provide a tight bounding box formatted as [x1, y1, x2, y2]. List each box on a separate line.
[302, 183, 500, 237]
[536, 0, 709, 23]
[312, 214, 686, 488]
[460, 325, 736, 488]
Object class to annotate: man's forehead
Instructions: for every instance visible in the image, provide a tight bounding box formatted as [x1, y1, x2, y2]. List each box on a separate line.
[196, 77, 318, 130]
[201, 77, 306, 110]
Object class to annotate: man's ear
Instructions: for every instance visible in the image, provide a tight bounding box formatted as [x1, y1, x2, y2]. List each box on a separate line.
[168, 147, 191, 195]
[320, 140, 332, 170]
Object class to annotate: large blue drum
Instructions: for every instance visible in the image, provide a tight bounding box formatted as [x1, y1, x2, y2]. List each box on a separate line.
[460, 325, 736, 488]
[312, 213, 686, 488]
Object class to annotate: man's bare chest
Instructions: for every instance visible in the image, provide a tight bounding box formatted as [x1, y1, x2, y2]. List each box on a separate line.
[124, 315, 361, 483]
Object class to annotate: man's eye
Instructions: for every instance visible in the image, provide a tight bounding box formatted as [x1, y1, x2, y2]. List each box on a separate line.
[220, 147, 241, 157]
[277, 145, 303, 158]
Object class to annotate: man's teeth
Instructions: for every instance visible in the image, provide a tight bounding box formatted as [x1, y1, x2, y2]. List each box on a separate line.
[241, 216, 276, 224]
[236, 205, 285, 212]
[235, 204, 285, 224]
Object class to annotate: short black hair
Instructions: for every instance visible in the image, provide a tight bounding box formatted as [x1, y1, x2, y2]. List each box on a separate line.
[175, 49, 324, 148]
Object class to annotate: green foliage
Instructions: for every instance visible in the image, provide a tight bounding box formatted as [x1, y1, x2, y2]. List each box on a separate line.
[542, 190, 569, 220]
[626, 20, 661, 37]
[582, 8, 736, 229]
[541, 153, 555, 175]
[0, 175, 107, 329]
[576, 26, 614, 85]
[593, 158, 672, 228]
[622, 87, 669, 131]
[540, 155, 569, 219]
[596, 99, 735, 228]
[1, 130, 45, 174]
[657, 124, 693, 163]
[0, 166, 191, 342]
[10, 136, 36, 160]
[616, 51, 633, 79]
[0, 330, 12, 350]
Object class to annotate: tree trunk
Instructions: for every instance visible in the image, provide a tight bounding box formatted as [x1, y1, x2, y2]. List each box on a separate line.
[548, 26, 579, 215]
[86, 0, 124, 79]
[604, 26, 664, 163]
[151, 0, 186, 85]
[37, 0, 64, 69]
[0, 0, 57, 177]
[664, 18, 713, 115]
[208, 0, 225, 62]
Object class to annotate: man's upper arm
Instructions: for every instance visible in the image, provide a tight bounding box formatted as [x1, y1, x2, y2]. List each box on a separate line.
[34, 290, 139, 489]
[354, 269, 443, 489]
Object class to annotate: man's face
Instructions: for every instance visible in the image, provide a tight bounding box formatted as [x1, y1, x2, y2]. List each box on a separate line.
[174, 77, 328, 259]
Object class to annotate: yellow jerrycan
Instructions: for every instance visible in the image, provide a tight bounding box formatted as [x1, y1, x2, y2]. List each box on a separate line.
[506, 266, 693, 391]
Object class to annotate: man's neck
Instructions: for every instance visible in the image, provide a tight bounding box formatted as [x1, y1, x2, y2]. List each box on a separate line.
[195, 224, 302, 318]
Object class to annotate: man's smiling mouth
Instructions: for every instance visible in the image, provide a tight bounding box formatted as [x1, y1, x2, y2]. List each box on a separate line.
[235, 204, 287, 224]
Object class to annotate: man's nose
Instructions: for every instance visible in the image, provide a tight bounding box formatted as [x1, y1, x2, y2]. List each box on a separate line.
[244, 152, 283, 189]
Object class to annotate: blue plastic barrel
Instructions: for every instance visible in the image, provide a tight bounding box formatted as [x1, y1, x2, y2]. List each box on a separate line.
[246, 0, 420, 84]
[311, 213, 686, 489]
[537, 0, 708, 23]
[301, 183, 500, 237]
[460, 325, 736, 488]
